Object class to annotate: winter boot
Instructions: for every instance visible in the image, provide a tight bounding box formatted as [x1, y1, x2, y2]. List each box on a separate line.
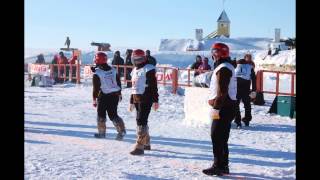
[144, 145, 151, 150]
[242, 116, 252, 127]
[94, 133, 106, 138]
[234, 114, 242, 128]
[144, 131, 151, 150]
[112, 117, 126, 140]
[237, 123, 242, 129]
[222, 166, 229, 174]
[202, 165, 223, 176]
[130, 148, 144, 155]
[94, 118, 106, 138]
[130, 125, 148, 155]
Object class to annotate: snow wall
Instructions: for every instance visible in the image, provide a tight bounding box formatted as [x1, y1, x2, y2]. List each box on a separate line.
[183, 87, 211, 126]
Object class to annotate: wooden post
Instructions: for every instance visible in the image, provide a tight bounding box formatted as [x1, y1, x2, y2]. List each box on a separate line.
[260, 71, 264, 93]
[124, 65, 127, 84]
[50, 64, 54, 79]
[63, 65, 67, 82]
[69, 64, 72, 81]
[172, 68, 179, 94]
[76, 63, 80, 84]
[187, 69, 191, 87]
[163, 67, 167, 86]
[291, 73, 295, 96]
[276, 72, 280, 96]
[58, 64, 61, 80]
[256, 70, 264, 93]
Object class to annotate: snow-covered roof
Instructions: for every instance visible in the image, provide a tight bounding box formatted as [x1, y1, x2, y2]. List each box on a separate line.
[217, 10, 230, 23]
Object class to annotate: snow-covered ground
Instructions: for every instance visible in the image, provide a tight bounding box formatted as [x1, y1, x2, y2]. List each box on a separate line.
[25, 36, 295, 179]
[25, 82, 295, 179]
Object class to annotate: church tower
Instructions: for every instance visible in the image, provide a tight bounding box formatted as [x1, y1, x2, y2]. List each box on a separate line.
[217, 10, 230, 37]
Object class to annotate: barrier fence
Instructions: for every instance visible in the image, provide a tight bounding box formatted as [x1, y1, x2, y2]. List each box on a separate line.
[256, 70, 296, 96]
[26, 63, 295, 95]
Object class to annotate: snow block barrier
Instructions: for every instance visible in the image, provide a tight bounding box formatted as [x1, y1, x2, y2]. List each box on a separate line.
[183, 87, 211, 126]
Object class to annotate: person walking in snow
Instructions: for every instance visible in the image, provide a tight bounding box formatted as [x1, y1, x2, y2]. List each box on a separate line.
[91, 52, 126, 140]
[203, 43, 237, 176]
[234, 53, 256, 128]
[128, 49, 159, 155]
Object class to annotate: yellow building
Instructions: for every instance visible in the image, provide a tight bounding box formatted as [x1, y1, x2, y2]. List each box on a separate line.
[203, 10, 230, 39]
[216, 10, 230, 37]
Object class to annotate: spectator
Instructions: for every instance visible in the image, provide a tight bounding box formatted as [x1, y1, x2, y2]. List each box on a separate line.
[198, 57, 212, 73]
[125, 49, 133, 88]
[35, 54, 45, 64]
[112, 51, 125, 77]
[57, 51, 69, 82]
[51, 54, 59, 83]
[68, 55, 78, 82]
[146, 50, 157, 66]
[191, 55, 202, 77]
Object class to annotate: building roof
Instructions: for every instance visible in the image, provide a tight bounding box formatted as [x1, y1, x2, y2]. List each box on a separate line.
[217, 10, 230, 23]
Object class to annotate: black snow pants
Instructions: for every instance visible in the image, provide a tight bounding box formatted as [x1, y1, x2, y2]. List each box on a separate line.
[134, 102, 153, 126]
[97, 92, 120, 121]
[211, 100, 236, 168]
[235, 77, 252, 124]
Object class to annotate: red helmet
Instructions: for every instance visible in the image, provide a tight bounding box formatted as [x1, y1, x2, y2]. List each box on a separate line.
[211, 43, 229, 58]
[131, 49, 146, 65]
[94, 52, 107, 65]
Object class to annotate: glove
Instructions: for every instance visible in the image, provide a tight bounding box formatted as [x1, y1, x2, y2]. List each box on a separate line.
[249, 91, 257, 99]
[210, 109, 220, 120]
[128, 104, 134, 112]
[153, 103, 159, 111]
[118, 95, 122, 102]
[90, 66, 96, 72]
[93, 99, 97, 108]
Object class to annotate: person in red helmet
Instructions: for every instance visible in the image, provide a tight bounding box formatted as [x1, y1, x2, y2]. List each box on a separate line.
[129, 49, 159, 155]
[92, 52, 126, 140]
[202, 43, 237, 176]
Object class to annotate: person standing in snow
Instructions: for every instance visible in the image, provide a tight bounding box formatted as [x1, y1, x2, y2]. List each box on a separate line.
[234, 53, 256, 128]
[56, 51, 69, 82]
[112, 51, 124, 77]
[203, 43, 237, 176]
[146, 50, 157, 66]
[92, 52, 126, 140]
[191, 55, 202, 77]
[125, 49, 133, 88]
[51, 54, 59, 83]
[128, 49, 159, 155]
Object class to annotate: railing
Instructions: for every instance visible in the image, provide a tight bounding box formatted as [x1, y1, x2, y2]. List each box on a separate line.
[27, 63, 296, 96]
[50, 64, 81, 84]
[256, 70, 296, 96]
